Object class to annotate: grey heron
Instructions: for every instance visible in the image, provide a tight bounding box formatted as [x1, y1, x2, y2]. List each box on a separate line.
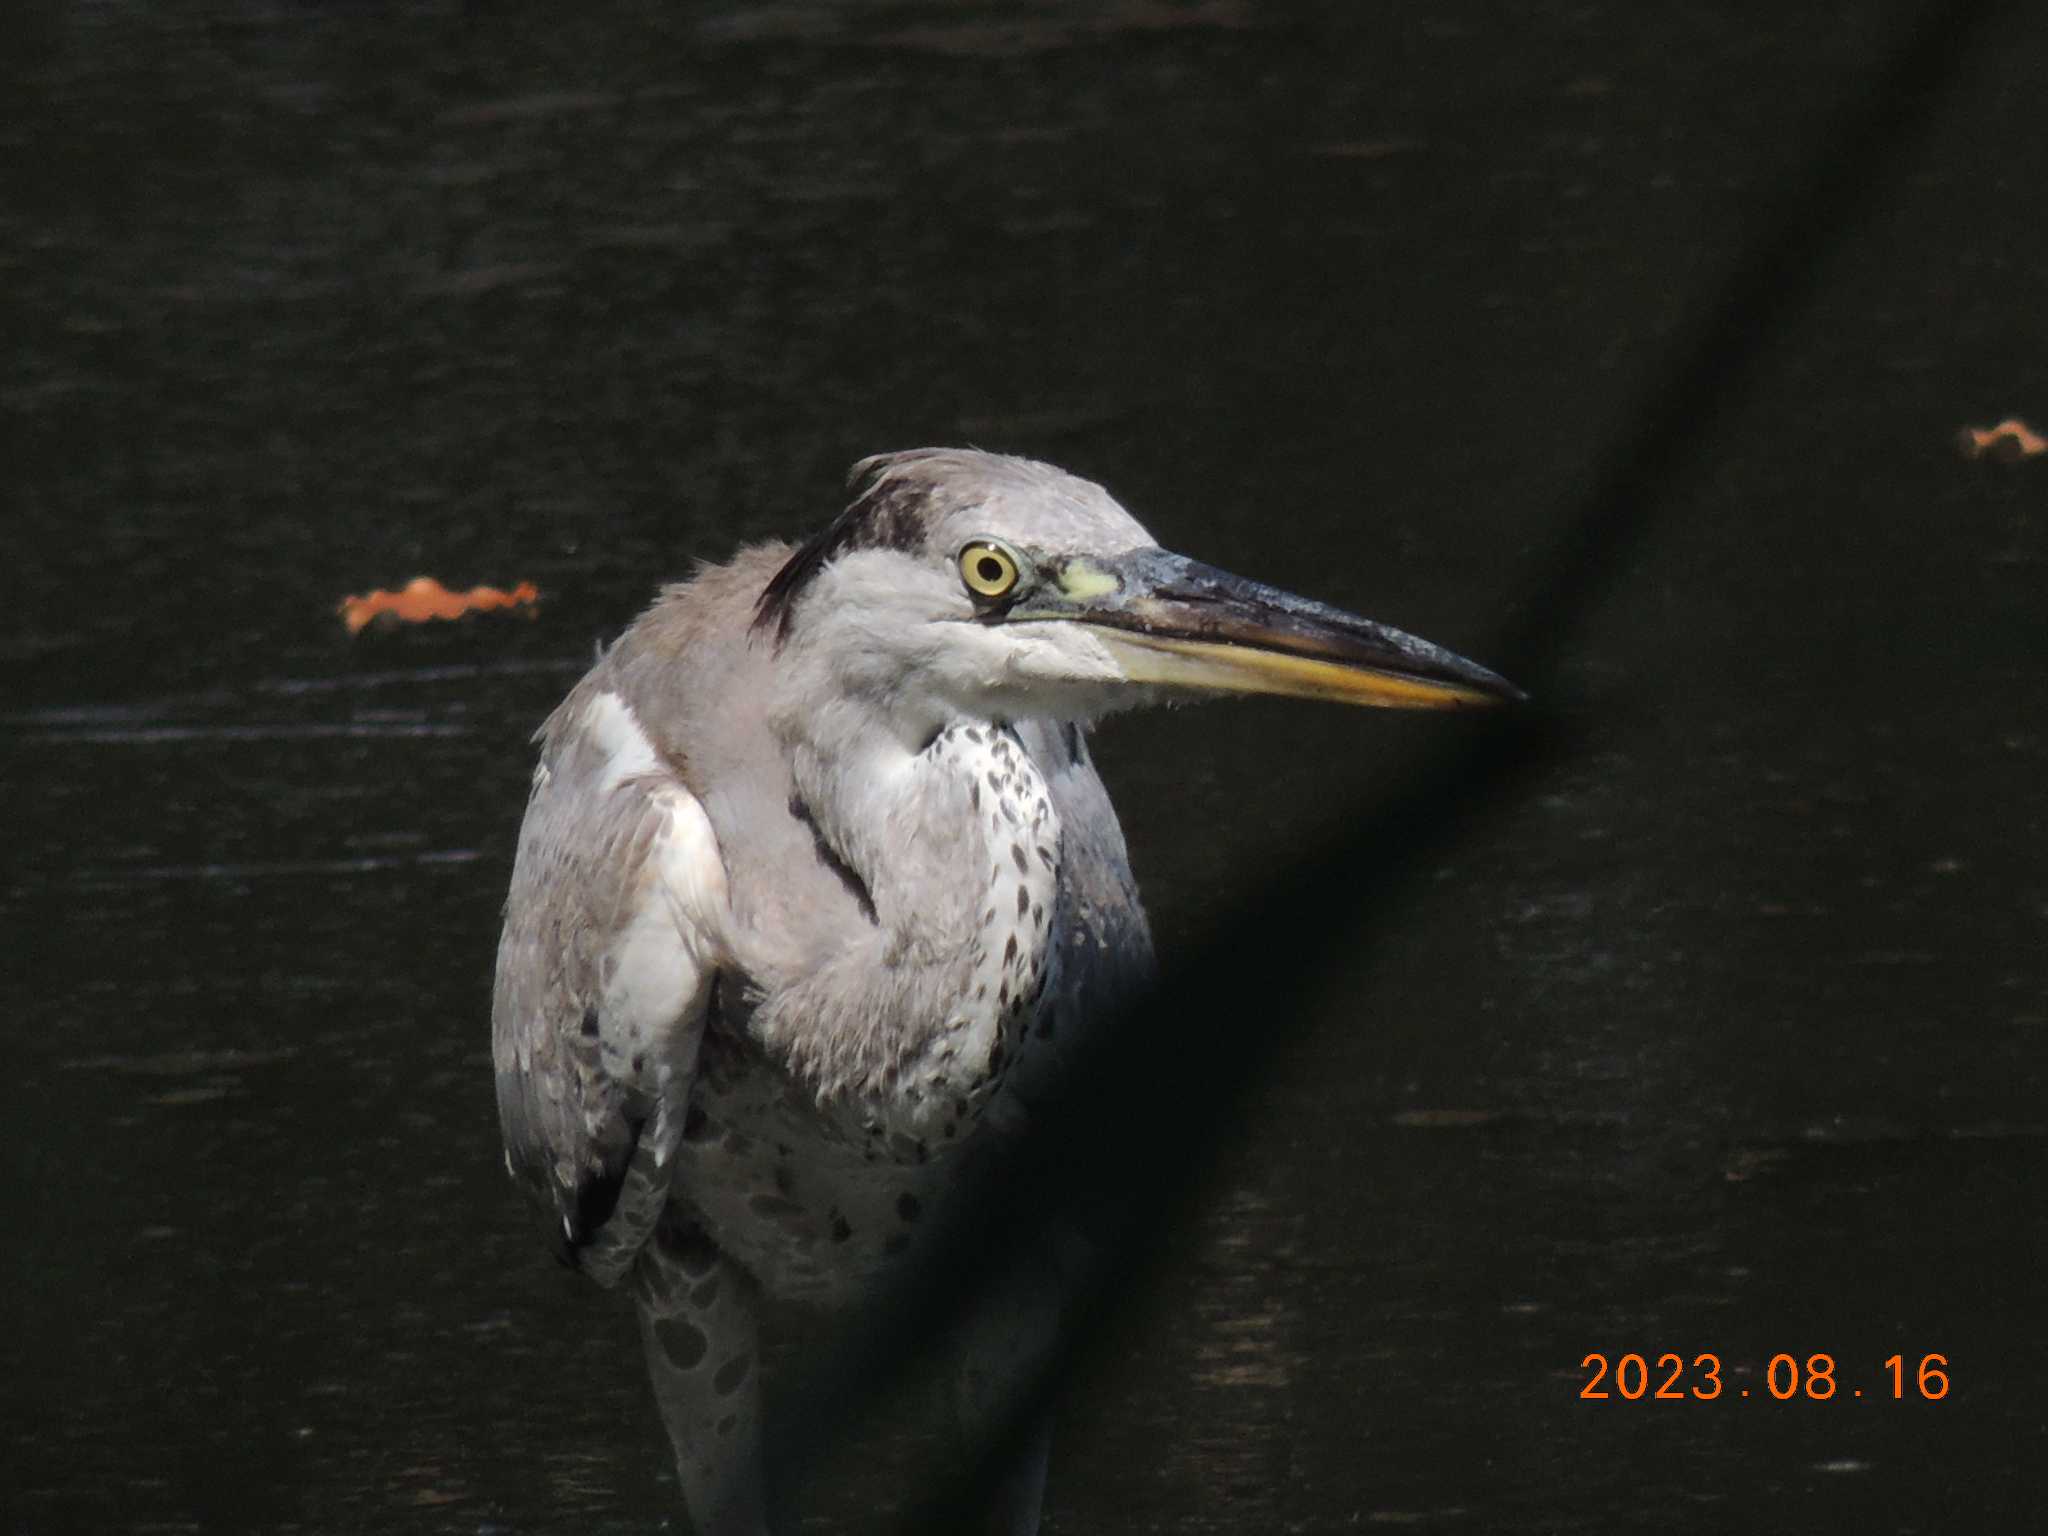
[492, 448, 1519, 1534]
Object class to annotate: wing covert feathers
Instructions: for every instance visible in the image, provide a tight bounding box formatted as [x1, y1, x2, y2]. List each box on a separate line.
[492, 685, 727, 1280]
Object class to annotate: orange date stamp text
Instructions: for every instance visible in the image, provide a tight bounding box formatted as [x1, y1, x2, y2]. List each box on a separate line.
[1577, 1352, 1949, 1401]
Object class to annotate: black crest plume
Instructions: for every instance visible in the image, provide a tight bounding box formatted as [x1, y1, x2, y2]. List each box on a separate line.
[753, 456, 935, 642]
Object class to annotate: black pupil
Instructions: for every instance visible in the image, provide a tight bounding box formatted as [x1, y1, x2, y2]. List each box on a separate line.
[975, 556, 1005, 585]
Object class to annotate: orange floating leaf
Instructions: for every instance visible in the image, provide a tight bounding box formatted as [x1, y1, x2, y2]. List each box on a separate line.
[338, 577, 541, 636]
[1955, 417, 2047, 462]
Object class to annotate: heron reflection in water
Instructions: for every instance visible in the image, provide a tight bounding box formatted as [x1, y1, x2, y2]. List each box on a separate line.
[492, 450, 1520, 1534]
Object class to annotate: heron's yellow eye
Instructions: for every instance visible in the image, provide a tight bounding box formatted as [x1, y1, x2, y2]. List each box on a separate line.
[958, 541, 1021, 600]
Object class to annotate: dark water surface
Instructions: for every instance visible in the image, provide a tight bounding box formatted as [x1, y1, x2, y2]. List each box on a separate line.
[5, 2, 2044, 1532]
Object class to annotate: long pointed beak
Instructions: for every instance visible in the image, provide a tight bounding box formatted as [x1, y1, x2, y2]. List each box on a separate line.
[1022, 548, 1524, 710]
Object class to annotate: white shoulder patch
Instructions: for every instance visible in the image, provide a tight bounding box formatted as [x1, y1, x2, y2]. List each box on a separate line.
[584, 690, 731, 1102]
[583, 689, 663, 794]
[647, 784, 729, 962]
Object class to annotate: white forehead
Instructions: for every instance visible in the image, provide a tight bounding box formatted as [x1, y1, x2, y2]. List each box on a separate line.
[856, 448, 1157, 557]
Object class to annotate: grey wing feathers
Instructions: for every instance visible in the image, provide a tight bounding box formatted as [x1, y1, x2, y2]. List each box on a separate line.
[1024, 717, 1156, 992]
[492, 687, 727, 1285]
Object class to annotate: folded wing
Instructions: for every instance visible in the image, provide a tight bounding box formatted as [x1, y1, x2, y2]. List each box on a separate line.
[492, 686, 729, 1285]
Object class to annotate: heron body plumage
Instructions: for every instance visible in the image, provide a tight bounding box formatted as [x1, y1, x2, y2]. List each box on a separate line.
[492, 449, 1520, 1533]
[496, 545, 1147, 1212]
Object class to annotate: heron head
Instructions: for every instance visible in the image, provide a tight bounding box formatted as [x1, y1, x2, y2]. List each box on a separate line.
[754, 448, 1522, 732]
